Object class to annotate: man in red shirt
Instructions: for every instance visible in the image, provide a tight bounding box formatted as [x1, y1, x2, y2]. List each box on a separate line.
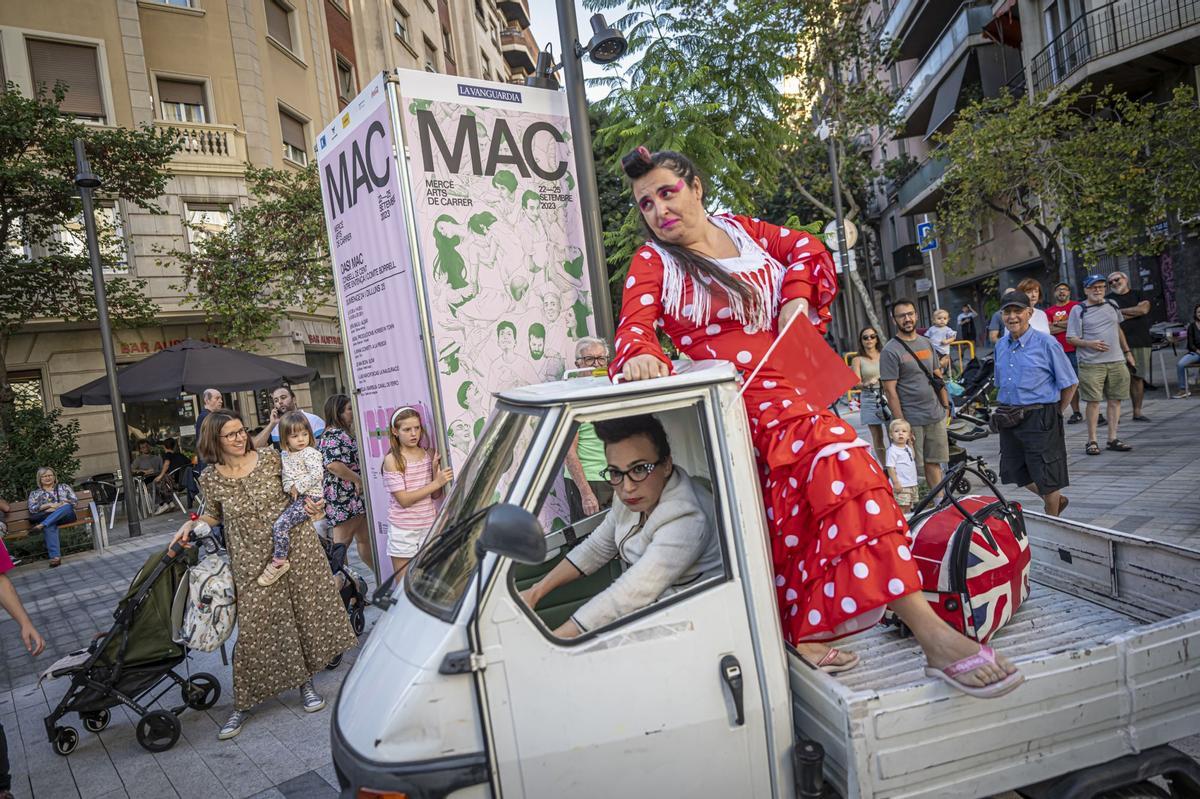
[0, 538, 44, 799]
[1047, 282, 1083, 423]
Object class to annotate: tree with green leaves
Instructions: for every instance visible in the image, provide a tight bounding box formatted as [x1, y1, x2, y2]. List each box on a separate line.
[164, 162, 332, 345]
[935, 85, 1200, 275]
[0, 84, 178, 432]
[585, 0, 896, 333]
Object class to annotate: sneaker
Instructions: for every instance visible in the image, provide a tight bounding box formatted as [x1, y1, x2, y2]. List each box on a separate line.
[1175, 390, 1193, 399]
[1066, 411, 1082, 424]
[1098, 414, 1107, 426]
[155, 502, 174, 515]
[257, 559, 291, 587]
[301, 681, 326, 713]
[1131, 414, 1151, 422]
[218, 710, 247, 740]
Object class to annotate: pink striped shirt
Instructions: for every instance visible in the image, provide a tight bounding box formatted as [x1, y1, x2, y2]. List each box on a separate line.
[383, 452, 438, 530]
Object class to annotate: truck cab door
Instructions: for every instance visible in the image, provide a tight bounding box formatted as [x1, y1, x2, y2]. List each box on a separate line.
[476, 398, 776, 798]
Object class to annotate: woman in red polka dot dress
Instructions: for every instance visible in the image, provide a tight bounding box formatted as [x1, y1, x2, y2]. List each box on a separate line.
[610, 147, 1022, 697]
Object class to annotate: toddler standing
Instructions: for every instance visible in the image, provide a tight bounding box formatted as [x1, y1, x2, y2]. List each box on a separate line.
[258, 412, 324, 587]
[885, 419, 920, 514]
[382, 407, 453, 577]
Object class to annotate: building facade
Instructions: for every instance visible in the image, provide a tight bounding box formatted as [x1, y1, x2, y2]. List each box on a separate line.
[864, 0, 1200, 340]
[1, 0, 537, 479]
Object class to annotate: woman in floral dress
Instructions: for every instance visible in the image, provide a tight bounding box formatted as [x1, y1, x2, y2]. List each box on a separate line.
[610, 147, 1021, 696]
[319, 394, 371, 569]
[173, 409, 357, 739]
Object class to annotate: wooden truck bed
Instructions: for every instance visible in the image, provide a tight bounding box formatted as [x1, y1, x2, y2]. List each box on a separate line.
[790, 512, 1200, 799]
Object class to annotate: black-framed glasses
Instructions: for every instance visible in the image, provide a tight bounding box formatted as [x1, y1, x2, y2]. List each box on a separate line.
[577, 355, 609, 367]
[1107, 277, 1124, 285]
[220, 427, 249, 441]
[599, 459, 663, 486]
[861, 334, 878, 340]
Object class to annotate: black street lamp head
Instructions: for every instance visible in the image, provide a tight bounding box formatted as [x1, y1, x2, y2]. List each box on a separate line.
[525, 45, 561, 90]
[72, 138, 102, 189]
[584, 13, 626, 64]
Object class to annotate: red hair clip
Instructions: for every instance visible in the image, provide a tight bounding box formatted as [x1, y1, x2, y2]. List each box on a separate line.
[635, 145, 652, 163]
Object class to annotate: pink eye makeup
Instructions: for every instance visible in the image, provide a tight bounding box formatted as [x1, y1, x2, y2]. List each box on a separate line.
[637, 179, 685, 211]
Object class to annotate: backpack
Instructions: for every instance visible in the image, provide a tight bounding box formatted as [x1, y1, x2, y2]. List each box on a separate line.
[888, 464, 1031, 643]
[171, 553, 236, 653]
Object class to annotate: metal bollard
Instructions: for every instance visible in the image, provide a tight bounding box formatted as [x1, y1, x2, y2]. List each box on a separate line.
[795, 739, 826, 798]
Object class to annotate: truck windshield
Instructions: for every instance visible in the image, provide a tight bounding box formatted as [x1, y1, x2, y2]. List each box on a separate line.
[406, 405, 543, 621]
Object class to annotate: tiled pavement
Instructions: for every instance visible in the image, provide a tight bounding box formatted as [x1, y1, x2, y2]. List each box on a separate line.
[1, 514, 379, 799]
[1, 391, 1196, 798]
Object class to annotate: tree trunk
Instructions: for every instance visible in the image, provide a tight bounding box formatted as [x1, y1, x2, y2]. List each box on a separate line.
[846, 263, 884, 337]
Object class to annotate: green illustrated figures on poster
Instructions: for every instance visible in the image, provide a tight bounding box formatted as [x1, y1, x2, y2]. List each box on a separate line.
[432, 214, 467, 289]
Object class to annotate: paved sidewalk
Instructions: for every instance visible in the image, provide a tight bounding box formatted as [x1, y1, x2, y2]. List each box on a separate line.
[1, 393, 1195, 798]
[1, 519, 379, 799]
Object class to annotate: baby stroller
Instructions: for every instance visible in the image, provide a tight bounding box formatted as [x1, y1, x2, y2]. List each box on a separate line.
[42, 531, 222, 755]
[320, 531, 369, 670]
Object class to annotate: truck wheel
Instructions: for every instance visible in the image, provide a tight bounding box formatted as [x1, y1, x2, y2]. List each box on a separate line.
[1096, 782, 1171, 799]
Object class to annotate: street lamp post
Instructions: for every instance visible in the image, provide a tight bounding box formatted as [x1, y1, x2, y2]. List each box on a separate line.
[73, 138, 142, 537]
[535, 5, 627, 342]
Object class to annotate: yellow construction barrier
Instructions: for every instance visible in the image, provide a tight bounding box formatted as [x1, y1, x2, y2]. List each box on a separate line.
[844, 351, 861, 405]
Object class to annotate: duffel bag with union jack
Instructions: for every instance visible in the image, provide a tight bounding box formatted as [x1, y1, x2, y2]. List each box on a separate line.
[897, 463, 1031, 643]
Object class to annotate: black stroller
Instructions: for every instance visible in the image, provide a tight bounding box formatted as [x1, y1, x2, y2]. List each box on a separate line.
[320, 531, 369, 670]
[42, 533, 221, 755]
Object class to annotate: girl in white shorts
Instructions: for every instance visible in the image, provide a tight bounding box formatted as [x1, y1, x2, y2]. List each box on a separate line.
[382, 407, 453, 577]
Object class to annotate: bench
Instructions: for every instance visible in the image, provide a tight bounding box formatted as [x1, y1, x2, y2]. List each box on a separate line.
[3, 490, 107, 559]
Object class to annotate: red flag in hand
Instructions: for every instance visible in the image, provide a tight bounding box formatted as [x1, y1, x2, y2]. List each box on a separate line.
[740, 311, 858, 409]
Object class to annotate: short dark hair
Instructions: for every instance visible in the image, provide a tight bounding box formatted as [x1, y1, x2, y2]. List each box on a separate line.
[594, 414, 671, 461]
[497, 321, 517, 337]
[272, 384, 295, 399]
[528, 322, 545, 338]
[1055, 282, 1071, 291]
[162, 437, 177, 450]
[891, 298, 916, 317]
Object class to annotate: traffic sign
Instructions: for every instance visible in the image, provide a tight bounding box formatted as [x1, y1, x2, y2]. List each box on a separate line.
[917, 222, 937, 252]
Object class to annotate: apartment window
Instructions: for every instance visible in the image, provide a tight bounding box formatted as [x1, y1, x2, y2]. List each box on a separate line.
[9, 370, 45, 412]
[265, 0, 295, 52]
[442, 28, 454, 63]
[0, 44, 7, 88]
[184, 202, 231, 250]
[157, 78, 208, 123]
[474, 0, 485, 20]
[393, 2, 411, 44]
[279, 108, 307, 165]
[481, 52, 491, 82]
[424, 36, 438, 72]
[53, 201, 127, 272]
[149, 0, 196, 6]
[27, 39, 106, 122]
[334, 54, 356, 100]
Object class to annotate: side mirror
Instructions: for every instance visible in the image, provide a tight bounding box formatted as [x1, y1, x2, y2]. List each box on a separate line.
[475, 504, 546, 565]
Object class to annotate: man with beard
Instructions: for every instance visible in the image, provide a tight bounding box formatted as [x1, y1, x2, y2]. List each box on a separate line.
[881, 299, 951, 489]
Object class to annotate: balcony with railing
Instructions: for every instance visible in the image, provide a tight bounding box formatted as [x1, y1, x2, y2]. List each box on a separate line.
[897, 150, 949, 215]
[1030, 0, 1200, 93]
[879, 0, 974, 61]
[500, 26, 537, 72]
[891, 4, 995, 123]
[496, 0, 530, 28]
[154, 121, 247, 175]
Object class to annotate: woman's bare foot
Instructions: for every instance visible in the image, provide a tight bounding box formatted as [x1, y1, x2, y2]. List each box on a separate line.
[889, 593, 1018, 689]
[795, 642, 857, 671]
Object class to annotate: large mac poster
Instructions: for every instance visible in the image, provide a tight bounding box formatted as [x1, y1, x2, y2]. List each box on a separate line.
[396, 70, 594, 531]
[318, 72, 595, 578]
[316, 73, 437, 579]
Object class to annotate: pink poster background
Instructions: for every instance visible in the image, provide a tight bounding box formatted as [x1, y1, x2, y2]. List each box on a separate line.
[318, 83, 435, 581]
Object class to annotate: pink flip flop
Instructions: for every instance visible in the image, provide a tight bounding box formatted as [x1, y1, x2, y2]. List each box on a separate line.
[801, 647, 860, 674]
[924, 645, 1024, 698]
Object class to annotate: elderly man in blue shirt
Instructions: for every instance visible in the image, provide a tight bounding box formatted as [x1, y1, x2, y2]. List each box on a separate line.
[994, 290, 1079, 516]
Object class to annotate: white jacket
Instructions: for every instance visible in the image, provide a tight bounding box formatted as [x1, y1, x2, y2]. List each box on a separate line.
[566, 466, 723, 632]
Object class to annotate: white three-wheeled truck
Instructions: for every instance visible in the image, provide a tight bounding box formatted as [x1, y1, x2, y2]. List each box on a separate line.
[332, 361, 1200, 799]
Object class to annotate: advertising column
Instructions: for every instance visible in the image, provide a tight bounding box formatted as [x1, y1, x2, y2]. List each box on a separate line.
[316, 74, 437, 579]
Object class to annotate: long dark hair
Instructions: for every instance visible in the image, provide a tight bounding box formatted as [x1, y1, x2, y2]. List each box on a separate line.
[620, 147, 753, 306]
[857, 326, 881, 356]
[324, 393, 352, 434]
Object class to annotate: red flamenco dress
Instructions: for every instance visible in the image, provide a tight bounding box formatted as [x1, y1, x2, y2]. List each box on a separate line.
[609, 213, 922, 644]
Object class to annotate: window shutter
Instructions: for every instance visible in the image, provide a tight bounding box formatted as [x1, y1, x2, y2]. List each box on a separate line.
[265, 0, 293, 50]
[157, 78, 204, 106]
[279, 110, 305, 150]
[27, 39, 105, 119]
